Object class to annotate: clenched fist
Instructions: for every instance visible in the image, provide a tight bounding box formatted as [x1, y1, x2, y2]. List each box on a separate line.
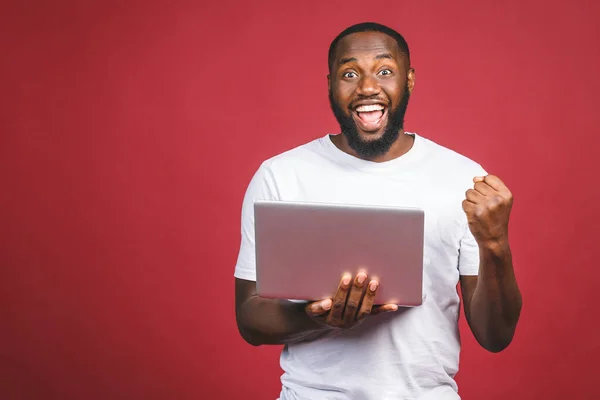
[462, 174, 513, 245]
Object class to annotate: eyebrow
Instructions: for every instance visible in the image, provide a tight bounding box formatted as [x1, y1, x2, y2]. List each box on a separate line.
[339, 57, 357, 66]
[374, 53, 393, 61]
[338, 53, 394, 66]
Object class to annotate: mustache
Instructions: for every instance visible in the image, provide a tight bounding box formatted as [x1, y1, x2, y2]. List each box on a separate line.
[348, 97, 389, 110]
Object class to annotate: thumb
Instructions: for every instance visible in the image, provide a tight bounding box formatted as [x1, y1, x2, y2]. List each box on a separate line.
[306, 299, 332, 316]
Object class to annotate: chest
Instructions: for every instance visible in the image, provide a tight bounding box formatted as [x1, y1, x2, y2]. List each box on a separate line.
[274, 167, 467, 270]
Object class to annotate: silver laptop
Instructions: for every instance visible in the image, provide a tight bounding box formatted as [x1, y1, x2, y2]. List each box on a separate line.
[254, 200, 424, 306]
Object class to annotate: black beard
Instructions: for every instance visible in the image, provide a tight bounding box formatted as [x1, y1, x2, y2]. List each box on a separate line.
[329, 85, 411, 160]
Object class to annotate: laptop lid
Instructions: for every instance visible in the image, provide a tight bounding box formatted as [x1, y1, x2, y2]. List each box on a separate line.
[254, 200, 424, 306]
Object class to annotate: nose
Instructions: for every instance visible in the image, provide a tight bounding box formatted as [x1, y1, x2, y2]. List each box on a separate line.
[356, 74, 381, 97]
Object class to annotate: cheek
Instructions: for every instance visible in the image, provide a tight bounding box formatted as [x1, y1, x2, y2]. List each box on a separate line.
[382, 82, 404, 104]
[332, 87, 354, 109]
[335, 80, 356, 96]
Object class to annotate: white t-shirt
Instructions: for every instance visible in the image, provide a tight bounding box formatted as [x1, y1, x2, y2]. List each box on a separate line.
[234, 133, 487, 400]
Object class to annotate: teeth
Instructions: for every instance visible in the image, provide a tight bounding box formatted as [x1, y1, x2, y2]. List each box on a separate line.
[355, 104, 384, 112]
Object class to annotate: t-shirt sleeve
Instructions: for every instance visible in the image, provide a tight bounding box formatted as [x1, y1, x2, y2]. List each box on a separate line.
[457, 163, 488, 276]
[234, 163, 278, 282]
[458, 227, 480, 276]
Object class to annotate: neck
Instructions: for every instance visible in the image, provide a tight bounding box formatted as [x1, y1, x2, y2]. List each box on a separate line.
[331, 130, 414, 163]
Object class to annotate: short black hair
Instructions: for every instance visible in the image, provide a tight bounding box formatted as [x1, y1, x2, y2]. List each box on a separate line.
[328, 22, 411, 72]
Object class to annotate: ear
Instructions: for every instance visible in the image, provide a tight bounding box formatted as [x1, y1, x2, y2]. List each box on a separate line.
[407, 68, 415, 94]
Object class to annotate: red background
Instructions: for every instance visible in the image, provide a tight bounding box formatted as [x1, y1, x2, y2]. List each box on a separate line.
[2, 1, 599, 399]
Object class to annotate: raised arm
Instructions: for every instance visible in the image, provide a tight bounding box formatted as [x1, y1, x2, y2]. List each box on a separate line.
[460, 174, 523, 353]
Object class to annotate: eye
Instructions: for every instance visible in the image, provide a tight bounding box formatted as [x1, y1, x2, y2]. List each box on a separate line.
[378, 69, 392, 76]
[343, 71, 358, 78]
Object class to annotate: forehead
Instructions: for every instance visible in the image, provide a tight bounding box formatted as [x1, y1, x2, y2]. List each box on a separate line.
[333, 31, 403, 65]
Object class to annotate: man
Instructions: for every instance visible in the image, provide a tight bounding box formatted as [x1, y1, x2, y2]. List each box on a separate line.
[234, 22, 522, 400]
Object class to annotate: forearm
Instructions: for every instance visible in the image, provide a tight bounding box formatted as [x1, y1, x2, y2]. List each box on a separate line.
[236, 296, 330, 346]
[469, 240, 523, 352]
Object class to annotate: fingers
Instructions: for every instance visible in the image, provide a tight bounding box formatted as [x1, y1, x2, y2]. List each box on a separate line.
[343, 272, 368, 325]
[474, 181, 496, 197]
[321, 272, 398, 328]
[356, 279, 378, 320]
[462, 199, 475, 214]
[327, 273, 352, 324]
[465, 188, 484, 203]
[478, 174, 507, 191]
[468, 174, 513, 214]
[474, 175, 511, 196]
[372, 303, 399, 315]
[306, 298, 332, 317]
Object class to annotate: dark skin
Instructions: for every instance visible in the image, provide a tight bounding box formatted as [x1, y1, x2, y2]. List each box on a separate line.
[235, 271, 399, 346]
[328, 31, 416, 162]
[235, 31, 522, 351]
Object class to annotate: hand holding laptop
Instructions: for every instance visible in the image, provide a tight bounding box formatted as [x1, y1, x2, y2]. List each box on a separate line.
[304, 271, 399, 329]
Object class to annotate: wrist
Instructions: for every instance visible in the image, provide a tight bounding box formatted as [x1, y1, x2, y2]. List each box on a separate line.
[478, 237, 511, 257]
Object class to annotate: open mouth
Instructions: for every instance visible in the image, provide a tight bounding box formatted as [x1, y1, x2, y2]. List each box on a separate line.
[352, 104, 387, 132]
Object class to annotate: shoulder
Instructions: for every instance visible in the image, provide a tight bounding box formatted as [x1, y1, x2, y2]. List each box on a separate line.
[418, 134, 486, 175]
[260, 136, 326, 171]
[255, 135, 332, 185]
[244, 136, 327, 196]
[420, 135, 484, 170]
[414, 134, 487, 193]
